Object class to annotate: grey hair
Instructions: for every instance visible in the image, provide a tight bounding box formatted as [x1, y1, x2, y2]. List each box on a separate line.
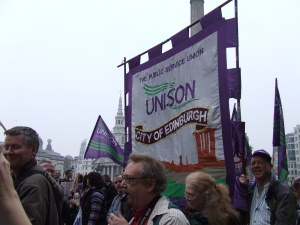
[128, 152, 167, 194]
[5, 126, 39, 151]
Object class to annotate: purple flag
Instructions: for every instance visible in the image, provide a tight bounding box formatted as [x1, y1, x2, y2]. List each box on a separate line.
[227, 68, 241, 99]
[231, 104, 245, 157]
[84, 116, 124, 166]
[231, 105, 249, 213]
[272, 78, 288, 182]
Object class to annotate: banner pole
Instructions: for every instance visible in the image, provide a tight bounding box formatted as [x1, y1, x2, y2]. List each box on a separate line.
[234, 0, 242, 122]
[233, 0, 247, 175]
[123, 56, 127, 170]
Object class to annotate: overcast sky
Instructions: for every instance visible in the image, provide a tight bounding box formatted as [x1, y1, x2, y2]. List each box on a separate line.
[0, 0, 299, 157]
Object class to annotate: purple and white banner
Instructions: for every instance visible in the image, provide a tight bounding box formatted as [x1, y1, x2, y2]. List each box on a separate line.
[124, 4, 237, 195]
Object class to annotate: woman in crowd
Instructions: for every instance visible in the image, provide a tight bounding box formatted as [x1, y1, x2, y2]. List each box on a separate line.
[73, 173, 84, 196]
[69, 173, 84, 225]
[81, 171, 106, 225]
[185, 171, 241, 225]
[0, 150, 32, 225]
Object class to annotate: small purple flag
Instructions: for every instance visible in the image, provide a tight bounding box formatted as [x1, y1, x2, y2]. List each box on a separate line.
[231, 104, 245, 157]
[84, 116, 124, 166]
[272, 78, 288, 182]
[227, 68, 241, 100]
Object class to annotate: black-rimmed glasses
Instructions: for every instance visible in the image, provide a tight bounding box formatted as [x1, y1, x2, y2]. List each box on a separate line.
[122, 175, 146, 184]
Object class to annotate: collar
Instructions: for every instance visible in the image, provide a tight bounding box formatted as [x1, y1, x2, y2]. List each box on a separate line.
[13, 159, 37, 177]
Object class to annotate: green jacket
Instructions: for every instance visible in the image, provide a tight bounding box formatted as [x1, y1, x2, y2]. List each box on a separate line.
[13, 160, 60, 225]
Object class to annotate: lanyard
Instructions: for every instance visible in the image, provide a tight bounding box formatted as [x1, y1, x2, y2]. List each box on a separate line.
[137, 195, 161, 225]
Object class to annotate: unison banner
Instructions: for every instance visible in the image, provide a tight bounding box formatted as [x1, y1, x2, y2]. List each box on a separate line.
[124, 5, 236, 199]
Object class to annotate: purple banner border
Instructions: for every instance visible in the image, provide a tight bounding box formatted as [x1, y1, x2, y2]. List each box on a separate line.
[124, 18, 235, 196]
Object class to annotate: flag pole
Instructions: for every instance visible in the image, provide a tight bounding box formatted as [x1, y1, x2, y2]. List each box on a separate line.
[234, 0, 241, 122]
[0, 121, 7, 132]
[123, 57, 127, 170]
[233, 0, 247, 175]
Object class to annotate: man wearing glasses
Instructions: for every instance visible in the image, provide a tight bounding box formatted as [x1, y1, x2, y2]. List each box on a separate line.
[108, 152, 189, 225]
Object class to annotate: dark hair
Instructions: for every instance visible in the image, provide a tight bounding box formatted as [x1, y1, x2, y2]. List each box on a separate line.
[5, 126, 39, 151]
[103, 174, 111, 182]
[76, 173, 84, 183]
[293, 179, 300, 190]
[83, 175, 88, 190]
[87, 172, 104, 189]
[65, 169, 73, 176]
[128, 153, 167, 194]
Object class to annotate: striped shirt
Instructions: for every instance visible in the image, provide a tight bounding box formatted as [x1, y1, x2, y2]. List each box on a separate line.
[250, 183, 270, 225]
[88, 191, 104, 225]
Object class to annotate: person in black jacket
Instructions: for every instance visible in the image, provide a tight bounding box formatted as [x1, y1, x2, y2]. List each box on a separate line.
[81, 172, 106, 225]
[102, 174, 117, 215]
[238, 149, 296, 225]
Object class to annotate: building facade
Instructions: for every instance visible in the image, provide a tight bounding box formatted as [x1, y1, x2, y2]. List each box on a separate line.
[36, 138, 65, 175]
[286, 132, 296, 178]
[274, 125, 300, 181]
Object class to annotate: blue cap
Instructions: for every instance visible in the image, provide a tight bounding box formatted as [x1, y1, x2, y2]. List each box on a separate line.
[252, 149, 272, 163]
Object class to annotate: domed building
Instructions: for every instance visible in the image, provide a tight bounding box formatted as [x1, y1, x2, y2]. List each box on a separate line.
[36, 138, 65, 175]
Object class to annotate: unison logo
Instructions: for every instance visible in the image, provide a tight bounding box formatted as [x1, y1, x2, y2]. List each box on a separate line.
[144, 80, 197, 115]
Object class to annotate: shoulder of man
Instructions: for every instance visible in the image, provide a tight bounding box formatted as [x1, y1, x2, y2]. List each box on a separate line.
[267, 179, 292, 200]
[152, 197, 190, 225]
[15, 165, 64, 212]
[14, 166, 60, 225]
[15, 165, 49, 191]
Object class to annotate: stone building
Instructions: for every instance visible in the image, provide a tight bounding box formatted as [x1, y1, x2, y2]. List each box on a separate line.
[35, 138, 65, 175]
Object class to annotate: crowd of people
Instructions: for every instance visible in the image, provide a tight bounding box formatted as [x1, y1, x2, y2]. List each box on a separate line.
[0, 126, 299, 225]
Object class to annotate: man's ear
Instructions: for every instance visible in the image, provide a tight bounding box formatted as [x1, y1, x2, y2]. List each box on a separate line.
[31, 146, 38, 158]
[146, 178, 156, 192]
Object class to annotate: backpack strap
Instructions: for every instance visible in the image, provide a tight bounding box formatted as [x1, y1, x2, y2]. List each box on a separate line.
[152, 201, 207, 225]
[14, 170, 63, 218]
[14, 169, 49, 190]
[152, 202, 180, 225]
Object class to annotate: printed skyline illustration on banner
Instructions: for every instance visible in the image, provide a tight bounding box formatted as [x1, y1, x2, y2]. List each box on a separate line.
[84, 115, 124, 166]
[124, 0, 239, 199]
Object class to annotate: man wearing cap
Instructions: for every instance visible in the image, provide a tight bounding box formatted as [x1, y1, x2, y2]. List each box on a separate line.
[238, 149, 296, 225]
